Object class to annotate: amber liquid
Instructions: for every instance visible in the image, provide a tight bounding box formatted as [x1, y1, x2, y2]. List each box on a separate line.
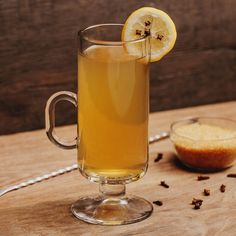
[78, 45, 149, 182]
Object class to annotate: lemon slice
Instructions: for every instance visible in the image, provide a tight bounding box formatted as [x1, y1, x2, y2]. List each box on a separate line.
[122, 7, 177, 62]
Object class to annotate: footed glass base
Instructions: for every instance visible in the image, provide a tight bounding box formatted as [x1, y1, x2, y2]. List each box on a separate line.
[71, 184, 153, 225]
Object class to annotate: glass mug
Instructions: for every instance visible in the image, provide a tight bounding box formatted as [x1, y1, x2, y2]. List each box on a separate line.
[45, 24, 152, 225]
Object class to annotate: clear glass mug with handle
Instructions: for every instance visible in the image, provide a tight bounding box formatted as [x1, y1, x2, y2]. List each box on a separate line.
[45, 24, 152, 225]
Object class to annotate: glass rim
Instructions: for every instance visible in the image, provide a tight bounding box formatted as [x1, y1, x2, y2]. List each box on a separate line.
[78, 23, 147, 46]
[170, 116, 236, 142]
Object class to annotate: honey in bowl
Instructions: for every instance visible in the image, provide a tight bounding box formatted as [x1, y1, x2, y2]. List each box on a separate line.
[170, 117, 236, 171]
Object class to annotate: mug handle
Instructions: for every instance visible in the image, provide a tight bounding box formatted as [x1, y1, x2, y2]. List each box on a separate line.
[45, 91, 77, 149]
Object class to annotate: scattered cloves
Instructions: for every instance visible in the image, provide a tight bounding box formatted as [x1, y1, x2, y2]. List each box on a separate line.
[220, 184, 226, 193]
[154, 153, 163, 162]
[203, 189, 210, 196]
[197, 175, 210, 181]
[191, 198, 203, 210]
[191, 198, 203, 205]
[160, 181, 169, 188]
[194, 202, 202, 210]
[153, 200, 163, 206]
[227, 174, 236, 178]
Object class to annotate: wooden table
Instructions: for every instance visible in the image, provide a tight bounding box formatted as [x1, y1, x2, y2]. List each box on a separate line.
[0, 101, 236, 236]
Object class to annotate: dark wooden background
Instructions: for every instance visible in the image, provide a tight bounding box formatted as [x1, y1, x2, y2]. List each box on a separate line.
[0, 0, 235, 135]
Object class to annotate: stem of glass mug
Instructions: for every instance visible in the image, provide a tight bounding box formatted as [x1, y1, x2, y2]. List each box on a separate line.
[99, 183, 126, 198]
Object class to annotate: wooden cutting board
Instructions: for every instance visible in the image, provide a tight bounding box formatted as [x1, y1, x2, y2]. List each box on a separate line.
[0, 101, 236, 236]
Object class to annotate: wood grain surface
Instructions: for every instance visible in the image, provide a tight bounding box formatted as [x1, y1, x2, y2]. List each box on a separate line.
[0, 101, 236, 236]
[0, 0, 236, 134]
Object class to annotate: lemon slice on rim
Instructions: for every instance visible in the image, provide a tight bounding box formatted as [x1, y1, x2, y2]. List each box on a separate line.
[122, 7, 177, 62]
